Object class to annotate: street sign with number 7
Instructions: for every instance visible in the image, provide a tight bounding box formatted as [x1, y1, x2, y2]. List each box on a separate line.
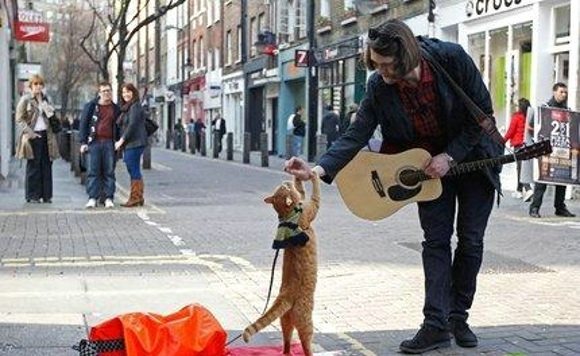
[294, 49, 309, 67]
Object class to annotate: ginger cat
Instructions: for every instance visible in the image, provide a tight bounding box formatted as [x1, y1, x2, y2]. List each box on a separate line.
[242, 173, 320, 356]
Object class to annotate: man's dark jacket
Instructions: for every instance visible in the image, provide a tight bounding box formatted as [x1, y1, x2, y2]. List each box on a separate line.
[318, 37, 503, 193]
[78, 97, 121, 145]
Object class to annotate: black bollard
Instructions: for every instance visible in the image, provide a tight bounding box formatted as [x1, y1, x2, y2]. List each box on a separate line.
[188, 132, 195, 154]
[143, 138, 152, 169]
[200, 133, 207, 156]
[226, 132, 233, 161]
[166, 130, 171, 149]
[260, 132, 268, 167]
[212, 131, 219, 158]
[243, 132, 250, 164]
[181, 133, 186, 152]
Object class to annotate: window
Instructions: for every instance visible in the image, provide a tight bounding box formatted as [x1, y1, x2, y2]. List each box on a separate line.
[199, 37, 204, 68]
[214, 0, 220, 22]
[237, 25, 242, 62]
[320, 0, 330, 18]
[207, 49, 213, 71]
[258, 13, 265, 33]
[554, 5, 570, 45]
[250, 17, 257, 57]
[226, 30, 232, 65]
[278, 0, 306, 43]
[207, 0, 213, 23]
[192, 40, 197, 69]
[343, 0, 355, 10]
[214, 48, 221, 68]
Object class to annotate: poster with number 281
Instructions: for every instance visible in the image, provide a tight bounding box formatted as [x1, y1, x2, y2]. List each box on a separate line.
[535, 107, 580, 185]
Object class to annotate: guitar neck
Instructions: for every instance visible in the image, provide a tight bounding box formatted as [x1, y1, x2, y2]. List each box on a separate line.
[412, 154, 516, 182]
[448, 154, 515, 176]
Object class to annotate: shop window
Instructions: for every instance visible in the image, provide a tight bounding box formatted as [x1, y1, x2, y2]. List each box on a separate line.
[554, 5, 570, 45]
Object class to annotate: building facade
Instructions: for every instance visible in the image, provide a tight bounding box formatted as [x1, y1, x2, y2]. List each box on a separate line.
[436, 0, 579, 133]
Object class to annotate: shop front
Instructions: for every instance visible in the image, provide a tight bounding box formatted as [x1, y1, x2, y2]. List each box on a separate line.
[277, 44, 307, 157]
[317, 36, 365, 132]
[439, 0, 578, 131]
[222, 71, 244, 150]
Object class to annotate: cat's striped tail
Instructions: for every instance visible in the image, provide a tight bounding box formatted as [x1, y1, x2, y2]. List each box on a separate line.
[242, 298, 292, 342]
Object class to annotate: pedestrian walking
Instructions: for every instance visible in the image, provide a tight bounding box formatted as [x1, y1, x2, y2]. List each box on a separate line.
[211, 114, 227, 153]
[289, 106, 305, 157]
[504, 98, 533, 201]
[187, 118, 195, 151]
[285, 19, 503, 354]
[529, 82, 576, 218]
[79, 81, 121, 209]
[194, 118, 206, 153]
[342, 103, 358, 133]
[15, 74, 60, 203]
[114, 83, 148, 207]
[321, 105, 340, 149]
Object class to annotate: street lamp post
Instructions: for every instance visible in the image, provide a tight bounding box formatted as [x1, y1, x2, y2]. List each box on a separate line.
[307, 0, 318, 162]
[181, 58, 193, 152]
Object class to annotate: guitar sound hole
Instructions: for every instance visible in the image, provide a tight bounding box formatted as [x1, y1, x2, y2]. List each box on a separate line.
[398, 168, 420, 188]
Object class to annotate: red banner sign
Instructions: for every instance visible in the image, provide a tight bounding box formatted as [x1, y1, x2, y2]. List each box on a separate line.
[14, 21, 50, 43]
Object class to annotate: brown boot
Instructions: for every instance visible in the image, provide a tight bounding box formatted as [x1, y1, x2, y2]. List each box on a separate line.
[121, 179, 144, 207]
[134, 179, 144, 206]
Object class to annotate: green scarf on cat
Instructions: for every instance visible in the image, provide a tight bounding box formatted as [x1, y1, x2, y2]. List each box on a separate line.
[272, 204, 309, 249]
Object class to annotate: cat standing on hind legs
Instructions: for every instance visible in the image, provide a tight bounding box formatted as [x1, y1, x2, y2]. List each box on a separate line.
[242, 172, 320, 356]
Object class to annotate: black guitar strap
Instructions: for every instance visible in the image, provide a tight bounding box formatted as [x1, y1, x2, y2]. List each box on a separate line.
[420, 48, 506, 148]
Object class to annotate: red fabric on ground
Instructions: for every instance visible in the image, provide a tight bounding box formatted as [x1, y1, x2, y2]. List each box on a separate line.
[227, 343, 305, 355]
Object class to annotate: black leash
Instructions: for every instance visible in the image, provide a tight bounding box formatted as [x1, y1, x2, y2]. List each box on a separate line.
[225, 249, 280, 346]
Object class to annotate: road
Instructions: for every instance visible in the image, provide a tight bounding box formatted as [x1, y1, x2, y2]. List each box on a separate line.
[0, 147, 579, 355]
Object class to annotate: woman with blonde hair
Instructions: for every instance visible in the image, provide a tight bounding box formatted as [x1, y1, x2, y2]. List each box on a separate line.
[15, 74, 60, 203]
[114, 83, 149, 207]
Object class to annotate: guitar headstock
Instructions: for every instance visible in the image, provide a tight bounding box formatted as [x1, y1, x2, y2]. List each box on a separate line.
[515, 140, 553, 160]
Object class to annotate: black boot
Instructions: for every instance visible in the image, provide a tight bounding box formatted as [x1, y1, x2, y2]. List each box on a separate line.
[399, 324, 450, 354]
[555, 207, 575, 217]
[449, 319, 478, 347]
[529, 207, 541, 218]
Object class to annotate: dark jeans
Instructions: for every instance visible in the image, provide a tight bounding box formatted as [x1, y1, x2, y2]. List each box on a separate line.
[26, 131, 52, 201]
[417, 172, 494, 330]
[214, 132, 224, 153]
[123, 146, 145, 180]
[529, 183, 567, 211]
[86, 140, 116, 200]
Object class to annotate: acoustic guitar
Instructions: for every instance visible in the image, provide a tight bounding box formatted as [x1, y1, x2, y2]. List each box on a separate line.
[335, 140, 552, 221]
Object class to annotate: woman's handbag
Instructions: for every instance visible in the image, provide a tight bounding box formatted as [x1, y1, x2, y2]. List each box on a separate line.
[49, 115, 62, 133]
[145, 117, 159, 136]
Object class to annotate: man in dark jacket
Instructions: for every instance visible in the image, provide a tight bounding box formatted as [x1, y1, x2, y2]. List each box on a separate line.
[284, 19, 503, 354]
[79, 81, 121, 208]
[321, 104, 340, 149]
[528, 82, 576, 218]
[211, 114, 227, 153]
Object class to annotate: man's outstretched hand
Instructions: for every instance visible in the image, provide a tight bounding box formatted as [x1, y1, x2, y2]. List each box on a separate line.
[284, 157, 314, 180]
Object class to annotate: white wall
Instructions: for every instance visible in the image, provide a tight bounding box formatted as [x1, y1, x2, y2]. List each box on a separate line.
[0, 25, 13, 179]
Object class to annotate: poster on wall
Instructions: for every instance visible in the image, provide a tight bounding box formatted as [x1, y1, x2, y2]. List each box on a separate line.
[535, 106, 580, 186]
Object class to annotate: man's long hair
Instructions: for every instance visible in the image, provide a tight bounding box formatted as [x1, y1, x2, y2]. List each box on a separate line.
[364, 19, 420, 78]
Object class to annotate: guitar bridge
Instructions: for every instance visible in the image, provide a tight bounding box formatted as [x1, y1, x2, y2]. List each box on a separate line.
[371, 170, 386, 197]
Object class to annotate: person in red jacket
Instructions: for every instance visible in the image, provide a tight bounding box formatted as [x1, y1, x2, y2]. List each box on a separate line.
[504, 98, 533, 201]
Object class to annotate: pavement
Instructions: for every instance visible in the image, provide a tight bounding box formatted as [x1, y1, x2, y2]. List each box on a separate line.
[0, 144, 580, 356]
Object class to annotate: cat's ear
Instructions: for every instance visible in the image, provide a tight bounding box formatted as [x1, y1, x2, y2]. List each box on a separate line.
[264, 196, 274, 204]
[286, 196, 293, 206]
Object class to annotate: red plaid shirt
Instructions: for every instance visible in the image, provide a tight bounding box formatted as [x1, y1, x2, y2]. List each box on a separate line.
[395, 58, 444, 154]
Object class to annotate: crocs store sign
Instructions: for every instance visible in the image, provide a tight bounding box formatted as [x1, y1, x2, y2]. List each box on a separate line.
[465, 0, 528, 18]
